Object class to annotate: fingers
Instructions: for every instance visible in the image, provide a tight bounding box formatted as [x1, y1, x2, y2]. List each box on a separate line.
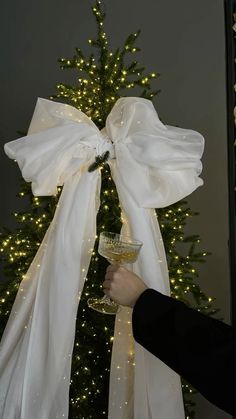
[102, 279, 111, 290]
[106, 264, 120, 272]
[105, 271, 112, 281]
[105, 264, 121, 281]
[102, 279, 113, 299]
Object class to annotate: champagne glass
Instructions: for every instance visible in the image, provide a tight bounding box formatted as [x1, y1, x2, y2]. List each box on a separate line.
[87, 231, 143, 315]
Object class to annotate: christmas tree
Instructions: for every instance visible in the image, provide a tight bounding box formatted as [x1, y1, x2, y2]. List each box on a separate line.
[0, 1, 216, 418]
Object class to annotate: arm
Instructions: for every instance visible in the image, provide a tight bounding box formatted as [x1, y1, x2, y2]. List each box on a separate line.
[133, 288, 236, 416]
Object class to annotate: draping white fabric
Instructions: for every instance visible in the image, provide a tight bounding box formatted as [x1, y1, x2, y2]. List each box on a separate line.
[0, 96, 204, 419]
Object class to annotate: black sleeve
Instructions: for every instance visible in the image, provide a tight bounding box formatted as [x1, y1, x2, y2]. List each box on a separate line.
[132, 288, 236, 416]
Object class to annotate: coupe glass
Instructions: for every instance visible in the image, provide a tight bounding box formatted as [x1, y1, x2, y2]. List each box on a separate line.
[87, 231, 143, 315]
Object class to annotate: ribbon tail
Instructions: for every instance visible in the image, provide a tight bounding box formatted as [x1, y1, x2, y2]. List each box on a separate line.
[0, 169, 101, 419]
[108, 161, 185, 419]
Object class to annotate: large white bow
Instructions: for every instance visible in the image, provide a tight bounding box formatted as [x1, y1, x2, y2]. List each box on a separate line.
[0, 97, 204, 419]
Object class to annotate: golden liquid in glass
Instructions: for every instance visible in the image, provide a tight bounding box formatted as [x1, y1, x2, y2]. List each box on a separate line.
[99, 246, 139, 264]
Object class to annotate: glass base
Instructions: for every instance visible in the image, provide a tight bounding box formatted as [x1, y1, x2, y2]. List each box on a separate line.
[87, 295, 120, 315]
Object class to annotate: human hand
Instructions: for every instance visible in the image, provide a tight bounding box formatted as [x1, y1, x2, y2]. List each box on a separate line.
[103, 265, 148, 308]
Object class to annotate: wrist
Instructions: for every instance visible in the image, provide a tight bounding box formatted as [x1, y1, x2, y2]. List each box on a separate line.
[131, 284, 148, 308]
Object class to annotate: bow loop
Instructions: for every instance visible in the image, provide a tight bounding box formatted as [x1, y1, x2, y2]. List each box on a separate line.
[106, 97, 204, 208]
[28, 97, 96, 135]
[4, 99, 113, 196]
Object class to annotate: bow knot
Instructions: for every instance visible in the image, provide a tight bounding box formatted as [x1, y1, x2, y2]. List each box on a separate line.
[99, 132, 115, 157]
[85, 131, 116, 172]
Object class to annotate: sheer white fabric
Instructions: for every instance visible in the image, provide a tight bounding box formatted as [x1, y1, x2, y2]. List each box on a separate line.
[0, 97, 204, 419]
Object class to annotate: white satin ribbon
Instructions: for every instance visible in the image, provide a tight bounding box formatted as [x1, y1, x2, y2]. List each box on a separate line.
[0, 97, 204, 419]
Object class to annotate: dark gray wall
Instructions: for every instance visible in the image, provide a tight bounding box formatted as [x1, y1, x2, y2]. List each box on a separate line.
[0, 0, 231, 418]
